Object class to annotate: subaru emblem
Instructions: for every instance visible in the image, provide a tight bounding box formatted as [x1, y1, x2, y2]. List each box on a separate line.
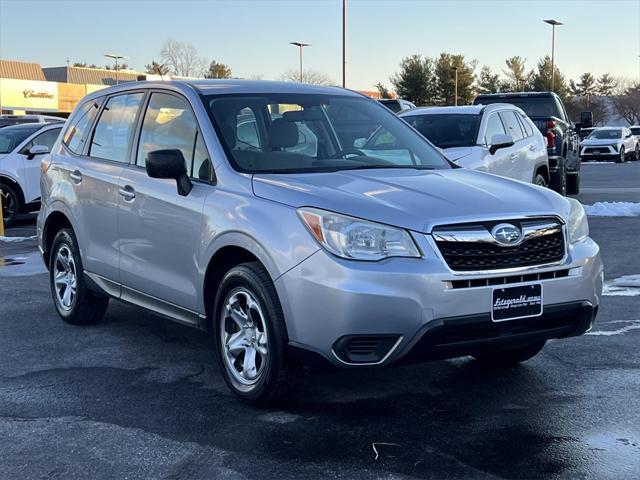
[491, 223, 522, 246]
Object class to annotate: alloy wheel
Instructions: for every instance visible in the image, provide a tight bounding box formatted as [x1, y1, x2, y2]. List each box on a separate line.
[53, 245, 77, 311]
[220, 288, 269, 387]
[0, 187, 16, 224]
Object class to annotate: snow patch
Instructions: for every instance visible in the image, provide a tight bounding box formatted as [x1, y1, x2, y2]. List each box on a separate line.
[583, 202, 640, 217]
[258, 411, 301, 424]
[603, 275, 640, 297]
[587, 320, 640, 337]
[0, 235, 37, 243]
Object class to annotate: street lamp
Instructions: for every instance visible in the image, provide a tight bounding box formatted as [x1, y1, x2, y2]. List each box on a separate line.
[104, 53, 128, 85]
[342, 0, 347, 88]
[290, 42, 310, 83]
[543, 19, 563, 92]
[451, 66, 459, 106]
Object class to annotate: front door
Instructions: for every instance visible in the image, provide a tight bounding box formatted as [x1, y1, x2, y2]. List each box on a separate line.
[117, 91, 211, 314]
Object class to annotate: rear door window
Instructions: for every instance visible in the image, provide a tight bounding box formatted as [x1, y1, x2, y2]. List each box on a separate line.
[90, 93, 144, 162]
[499, 111, 524, 141]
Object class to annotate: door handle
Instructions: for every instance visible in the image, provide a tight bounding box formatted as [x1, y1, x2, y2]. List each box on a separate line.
[510, 153, 518, 159]
[529, 144, 536, 151]
[69, 170, 82, 183]
[118, 185, 136, 201]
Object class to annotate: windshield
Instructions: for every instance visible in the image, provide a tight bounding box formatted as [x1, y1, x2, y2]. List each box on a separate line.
[203, 93, 449, 173]
[588, 129, 622, 140]
[0, 125, 41, 153]
[402, 113, 480, 148]
[475, 96, 562, 119]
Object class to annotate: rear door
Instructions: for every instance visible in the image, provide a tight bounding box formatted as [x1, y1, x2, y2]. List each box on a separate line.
[117, 90, 210, 316]
[60, 92, 144, 284]
[19, 125, 62, 203]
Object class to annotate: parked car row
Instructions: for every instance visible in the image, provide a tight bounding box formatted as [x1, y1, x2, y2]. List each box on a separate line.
[31, 79, 602, 404]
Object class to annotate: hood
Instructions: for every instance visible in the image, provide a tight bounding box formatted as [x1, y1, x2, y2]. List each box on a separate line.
[253, 168, 569, 233]
[582, 138, 621, 146]
[441, 146, 473, 162]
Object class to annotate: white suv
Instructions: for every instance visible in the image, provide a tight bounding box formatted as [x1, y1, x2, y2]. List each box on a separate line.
[0, 123, 63, 226]
[398, 105, 550, 187]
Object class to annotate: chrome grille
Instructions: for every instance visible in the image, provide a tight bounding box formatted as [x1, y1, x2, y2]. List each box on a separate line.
[432, 218, 566, 271]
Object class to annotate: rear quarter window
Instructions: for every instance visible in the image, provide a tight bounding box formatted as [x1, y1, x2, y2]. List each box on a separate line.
[63, 97, 104, 154]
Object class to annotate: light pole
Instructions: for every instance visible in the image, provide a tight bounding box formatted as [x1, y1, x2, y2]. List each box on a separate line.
[452, 66, 459, 106]
[290, 42, 310, 83]
[104, 53, 128, 85]
[342, 0, 346, 88]
[543, 19, 563, 92]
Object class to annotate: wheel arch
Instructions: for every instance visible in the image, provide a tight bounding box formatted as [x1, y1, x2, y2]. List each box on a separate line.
[534, 163, 550, 184]
[42, 209, 75, 267]
[201, 233, 280, 330]
[0, 174, 25, 210]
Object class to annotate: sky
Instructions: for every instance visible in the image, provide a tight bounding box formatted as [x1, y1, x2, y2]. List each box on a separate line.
[1, 0, 639, 91]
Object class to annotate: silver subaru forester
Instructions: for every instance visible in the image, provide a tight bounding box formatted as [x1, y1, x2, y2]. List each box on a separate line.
[38, 80, 603, 404]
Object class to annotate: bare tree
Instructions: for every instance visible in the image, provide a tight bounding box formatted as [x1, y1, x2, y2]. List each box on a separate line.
[612, 83, 640, 125]
[160, 40, 204, 77]
[281, 69, 333, 85]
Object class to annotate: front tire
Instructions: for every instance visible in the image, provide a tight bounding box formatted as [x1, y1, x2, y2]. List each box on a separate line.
[49, 229, 109, 325]
[617, 147, 625, 163]
[0, 183, 20, 228]
[566, 172, 580, 195]
[473, 341, 546, 366]
[213, 262, 299, 405]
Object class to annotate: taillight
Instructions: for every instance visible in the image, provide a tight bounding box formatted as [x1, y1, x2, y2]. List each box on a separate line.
[546, 120, 556, 129]
[546, 131, 556, 149]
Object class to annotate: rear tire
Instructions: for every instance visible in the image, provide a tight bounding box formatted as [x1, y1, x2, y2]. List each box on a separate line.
[49, 228, 109, 325]
[634, 144, 639, 161]
[0, 183, 20, 228]
[213, 262, 299, 405]
[473, 341, 546, 366]
[549, 156, 567, 196]
[566, 172, 580, 195]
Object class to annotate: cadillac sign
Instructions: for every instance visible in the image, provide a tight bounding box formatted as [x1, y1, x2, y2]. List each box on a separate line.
[22, 89, 55, 100]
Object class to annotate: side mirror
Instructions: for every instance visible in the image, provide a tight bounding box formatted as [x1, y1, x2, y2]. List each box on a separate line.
[25, 144, 49, 160]
[353, 138, 367, 149]
[146, 149, 192, 196]
[489, 134, 514, 155]
[580, 111, 593, 128]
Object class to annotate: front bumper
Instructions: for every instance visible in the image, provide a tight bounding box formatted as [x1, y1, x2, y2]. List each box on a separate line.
[276, 234, 603, 368]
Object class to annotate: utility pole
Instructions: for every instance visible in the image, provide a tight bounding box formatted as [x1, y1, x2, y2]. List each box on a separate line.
[544, 19, 563, 92]
[342, 0, 346, 88]
[290, 42, 310, 83]
[452, 67, 459, 106]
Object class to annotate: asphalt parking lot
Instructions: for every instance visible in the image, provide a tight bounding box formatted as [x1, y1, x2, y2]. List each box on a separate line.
[1, 162, 639, 480]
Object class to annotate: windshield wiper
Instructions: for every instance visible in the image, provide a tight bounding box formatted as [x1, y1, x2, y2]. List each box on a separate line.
[337, 164, 437, 171]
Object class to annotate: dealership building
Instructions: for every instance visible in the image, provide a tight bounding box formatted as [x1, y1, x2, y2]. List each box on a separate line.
[0, 59, 146, 117]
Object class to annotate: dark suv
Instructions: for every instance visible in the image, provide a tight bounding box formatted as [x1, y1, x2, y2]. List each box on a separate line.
[474, 92, 585, 195]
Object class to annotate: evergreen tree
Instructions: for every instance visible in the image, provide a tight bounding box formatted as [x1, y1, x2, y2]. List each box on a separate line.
[390, 54, 437, 105]
[434, 53, 477, 105]
[477, 66, 501, 94]
[596, 73, 617, 96]
[530, 56, 569, 98]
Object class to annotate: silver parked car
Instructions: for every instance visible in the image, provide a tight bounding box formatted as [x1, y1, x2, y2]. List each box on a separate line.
[38, 80, 603, 404]
[398, 105, 550, 186]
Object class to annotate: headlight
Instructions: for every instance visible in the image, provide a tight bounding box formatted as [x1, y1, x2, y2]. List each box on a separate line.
[298, 207, 421, 261]
[567, 198, 589, 244]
